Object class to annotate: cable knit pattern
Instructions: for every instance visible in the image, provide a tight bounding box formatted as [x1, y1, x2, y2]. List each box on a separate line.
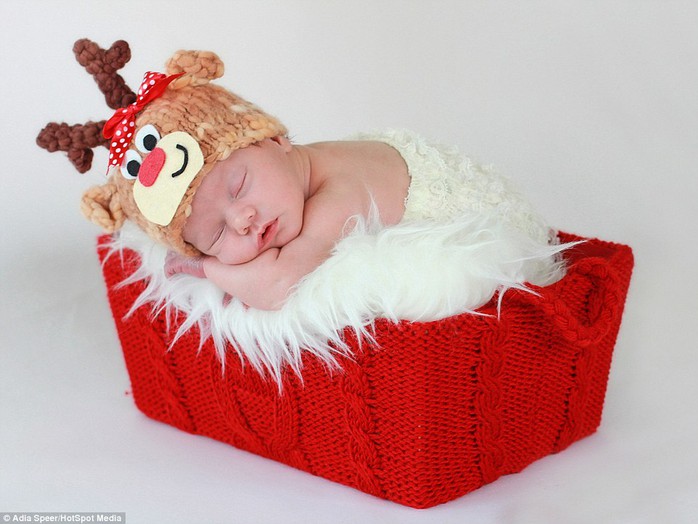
[98, 232, 633, 508]
[475, 320, 507, 484]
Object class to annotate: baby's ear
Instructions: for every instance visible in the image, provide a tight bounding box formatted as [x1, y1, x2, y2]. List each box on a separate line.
[81, 181, 125, 233]
[165, 50, 224, 88]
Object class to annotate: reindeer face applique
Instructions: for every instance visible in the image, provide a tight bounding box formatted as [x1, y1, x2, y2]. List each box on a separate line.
[39, 40, 287, 256]
[119, 126, 205, 227]
[103, 71, 204, 228]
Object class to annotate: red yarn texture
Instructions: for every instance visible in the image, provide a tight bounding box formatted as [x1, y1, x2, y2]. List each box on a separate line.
[98, 232, 633, 508]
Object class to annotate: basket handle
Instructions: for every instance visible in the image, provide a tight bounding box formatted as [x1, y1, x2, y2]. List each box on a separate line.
[532, 258, 622, 347]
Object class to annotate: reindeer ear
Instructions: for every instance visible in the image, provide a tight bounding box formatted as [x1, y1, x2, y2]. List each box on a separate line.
[165, 50, 224, 88]
[81, 182, 125, 233]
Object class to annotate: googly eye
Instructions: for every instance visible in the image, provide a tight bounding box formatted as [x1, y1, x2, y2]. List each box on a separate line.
[135, 124, 161, 153]
[120, 150, 142, 180]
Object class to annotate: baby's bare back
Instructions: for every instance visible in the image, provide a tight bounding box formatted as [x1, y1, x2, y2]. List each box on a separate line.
[305, 140, 411, 227]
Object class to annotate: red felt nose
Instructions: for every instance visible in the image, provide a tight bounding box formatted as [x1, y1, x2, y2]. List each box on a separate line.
[138, 148, 166, 187]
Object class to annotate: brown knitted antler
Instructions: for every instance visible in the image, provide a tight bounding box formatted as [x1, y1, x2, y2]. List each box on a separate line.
[73, 38, 136, 110]
[36, 120, 108, 174]
[36, 39, 137, 173]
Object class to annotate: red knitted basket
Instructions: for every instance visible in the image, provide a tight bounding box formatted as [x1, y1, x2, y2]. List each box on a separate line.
[98, 232, 633, 508]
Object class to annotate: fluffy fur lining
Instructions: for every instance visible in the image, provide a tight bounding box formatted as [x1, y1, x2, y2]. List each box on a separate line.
[105, 213, 572, 382]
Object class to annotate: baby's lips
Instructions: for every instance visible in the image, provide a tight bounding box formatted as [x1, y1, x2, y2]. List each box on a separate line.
[257, 218, 279, 251]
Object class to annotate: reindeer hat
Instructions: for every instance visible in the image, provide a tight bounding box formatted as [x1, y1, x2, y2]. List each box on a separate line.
[38, 40, 287, 255]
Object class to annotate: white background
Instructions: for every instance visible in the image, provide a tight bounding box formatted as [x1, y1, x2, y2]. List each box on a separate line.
[1, 1, 697, 523]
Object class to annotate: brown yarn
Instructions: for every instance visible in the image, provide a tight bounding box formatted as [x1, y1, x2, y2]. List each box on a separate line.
[102, 49, 287, 255]
[73, 38, 137, 109]
[36, 121, 107, 173]
[81, 183, 124, 233]
[40, 40, 287, 255]
[37, 38, 136, 173]
[166, 50, 225, 87]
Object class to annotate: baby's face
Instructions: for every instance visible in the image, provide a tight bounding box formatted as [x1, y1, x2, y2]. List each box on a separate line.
[182, 137, 305, 264]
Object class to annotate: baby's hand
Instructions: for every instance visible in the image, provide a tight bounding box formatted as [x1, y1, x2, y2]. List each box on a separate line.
[164, 251, 207, 279]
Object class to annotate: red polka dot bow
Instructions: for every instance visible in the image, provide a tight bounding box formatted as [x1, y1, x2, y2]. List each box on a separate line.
[103, 71, 184, 169]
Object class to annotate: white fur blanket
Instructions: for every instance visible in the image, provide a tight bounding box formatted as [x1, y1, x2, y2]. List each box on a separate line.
[105, 214, 570, 382]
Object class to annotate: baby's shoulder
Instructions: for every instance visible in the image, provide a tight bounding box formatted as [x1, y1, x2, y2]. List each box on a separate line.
[308, 139, 398, 161]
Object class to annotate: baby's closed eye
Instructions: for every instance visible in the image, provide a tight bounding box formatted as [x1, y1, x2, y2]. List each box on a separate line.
[209, 226, 225, 251]
[232, 172, 247, 198]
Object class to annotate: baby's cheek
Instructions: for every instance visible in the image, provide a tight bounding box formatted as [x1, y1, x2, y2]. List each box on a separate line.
[218, 244, 257, 265]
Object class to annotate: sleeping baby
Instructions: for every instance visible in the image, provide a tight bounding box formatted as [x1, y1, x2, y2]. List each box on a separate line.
[80, 49, 559, 311]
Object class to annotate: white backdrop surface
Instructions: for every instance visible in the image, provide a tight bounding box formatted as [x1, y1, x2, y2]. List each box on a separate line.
[1, 1, 697, 523]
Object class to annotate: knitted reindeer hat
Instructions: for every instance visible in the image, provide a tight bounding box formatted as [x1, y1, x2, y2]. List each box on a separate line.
[38, 39, 287, 255]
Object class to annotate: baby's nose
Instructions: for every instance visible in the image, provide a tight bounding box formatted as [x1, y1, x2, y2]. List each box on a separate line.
[232, 206, 256, 235]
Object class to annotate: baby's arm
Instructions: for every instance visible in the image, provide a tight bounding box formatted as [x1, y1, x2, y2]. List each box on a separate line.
[165, 251, 206, 278]
[166, 243, 320, 309]
[200, 190, 359, 310]
[201, 240, 322, 310]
